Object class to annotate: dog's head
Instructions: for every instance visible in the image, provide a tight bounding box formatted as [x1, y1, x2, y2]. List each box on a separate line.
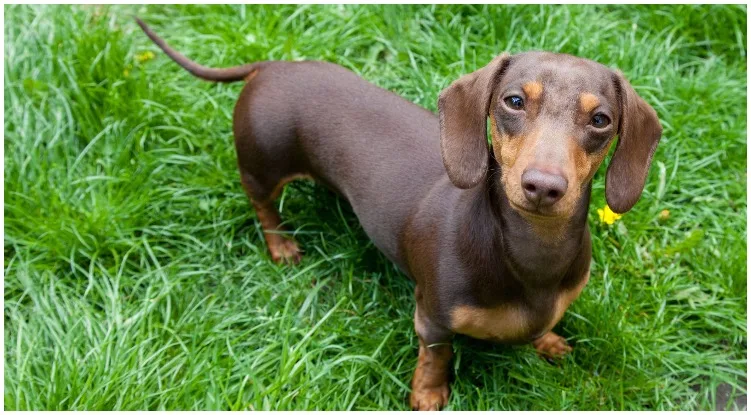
[438, 52, 662, 219]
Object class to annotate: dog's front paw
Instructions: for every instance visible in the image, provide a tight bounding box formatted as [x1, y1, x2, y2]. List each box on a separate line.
[532, 331, 572, 358]
[269, 238, 302, 264]
[410, 383, 449, 411]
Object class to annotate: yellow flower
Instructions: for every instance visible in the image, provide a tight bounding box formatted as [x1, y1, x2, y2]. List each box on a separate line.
[135, 51, 155, 63]
[659, 209, 670, 221]
[123, 69, 130, 77]
[597, 205, 622, 225]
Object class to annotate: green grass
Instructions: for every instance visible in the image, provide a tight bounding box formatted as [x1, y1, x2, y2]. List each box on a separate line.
[4, 4, 747, 410]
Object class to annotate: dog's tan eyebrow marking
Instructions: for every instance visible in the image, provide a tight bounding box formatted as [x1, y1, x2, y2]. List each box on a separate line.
[522, 82, 543, 100]
[579, 93, 600, 113]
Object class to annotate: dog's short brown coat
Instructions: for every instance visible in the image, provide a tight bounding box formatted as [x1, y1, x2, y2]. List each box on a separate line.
[137, 19, 662, 410]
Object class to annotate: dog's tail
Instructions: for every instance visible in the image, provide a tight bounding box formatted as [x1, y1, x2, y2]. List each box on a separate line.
[135, 17, 261, 83]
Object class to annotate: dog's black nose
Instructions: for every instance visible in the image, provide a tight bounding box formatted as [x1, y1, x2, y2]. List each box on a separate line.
[521, 168, 568, 208]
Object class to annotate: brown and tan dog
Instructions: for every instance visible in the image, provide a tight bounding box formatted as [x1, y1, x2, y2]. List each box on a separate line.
[137, 18, 662, 410]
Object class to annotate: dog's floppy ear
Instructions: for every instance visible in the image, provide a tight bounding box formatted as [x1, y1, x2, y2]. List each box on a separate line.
[605, 72, 663, 213]
[438, 53, 511, 189]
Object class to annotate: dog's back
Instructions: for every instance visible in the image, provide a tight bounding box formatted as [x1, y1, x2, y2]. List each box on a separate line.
[232, 60, 446, 267]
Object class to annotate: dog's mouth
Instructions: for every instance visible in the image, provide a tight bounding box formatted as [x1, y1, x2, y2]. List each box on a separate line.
[508, 200, 565, 220]
[498, 173, 570, 221]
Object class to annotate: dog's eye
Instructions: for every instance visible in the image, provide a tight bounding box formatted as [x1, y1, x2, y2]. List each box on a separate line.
[504, 96, 524, 110]
[591, 113, 610, 128]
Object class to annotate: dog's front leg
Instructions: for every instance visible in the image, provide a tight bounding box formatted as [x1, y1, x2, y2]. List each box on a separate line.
[532, 331, 572, 358]
[410, 298, 453, 411]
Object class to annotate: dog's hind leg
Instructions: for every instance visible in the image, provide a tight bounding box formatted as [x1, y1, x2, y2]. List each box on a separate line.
[240, 170, 302, 264]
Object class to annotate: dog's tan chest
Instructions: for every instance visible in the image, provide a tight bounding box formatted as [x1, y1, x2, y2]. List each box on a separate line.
[450, 303, 533, 342]
[450, 270, 590, 342]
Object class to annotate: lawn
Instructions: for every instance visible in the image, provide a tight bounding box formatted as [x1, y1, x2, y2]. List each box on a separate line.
[4, 4, 747, 410]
